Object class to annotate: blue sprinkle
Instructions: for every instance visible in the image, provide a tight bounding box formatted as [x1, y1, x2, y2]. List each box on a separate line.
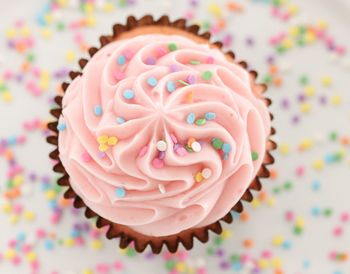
[232, 262, 242, 271]
[94, 105, 103, 116]
[282, 240, 292, 249]
[17, 232, 26, 242]
[324, 153, 336, 164]
[44, 240, 54, 250]
[311, 206, 321, 216]
[303, 260, 311, 269]
[186, 113, 195, 124]
[147, 77, 158, 87]
[166, 81, 176, 92]
[8, 136, 17, 145]
[222, 143, 232, 153]
[204, 112, 216, 120]
[117, 55, 126, 65]
[115, 187, 126, 198]
[123, 89, 135, 100]
[311, 180, 321, 191]
[116, 117, 126, 124]
[57, 122, 67, 131]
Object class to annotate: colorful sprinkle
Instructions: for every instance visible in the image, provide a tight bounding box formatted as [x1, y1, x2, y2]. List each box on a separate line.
[251, 151, 259, 161]
[93, 105, 102, 116]
[166, 81, 176, 92]
[117, 55, 126, 65]
[168, 43, 177, 51]
[156, 140, 167, 152]
[147, 77, 158, 87]
[201, 71, 213, 80]
[186, 113, 196, 124]
[123, 89, 134, 100]
[115, 187, 126, 198]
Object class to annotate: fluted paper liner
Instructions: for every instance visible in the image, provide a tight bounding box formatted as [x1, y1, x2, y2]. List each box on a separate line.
[47, 15, 276, 254]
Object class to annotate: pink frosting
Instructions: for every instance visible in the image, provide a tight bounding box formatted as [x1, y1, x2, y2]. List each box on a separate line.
[58, 34, 271, 237]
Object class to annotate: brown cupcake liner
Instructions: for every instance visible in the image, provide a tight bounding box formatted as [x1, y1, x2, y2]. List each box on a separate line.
[47, 15, 276, 254]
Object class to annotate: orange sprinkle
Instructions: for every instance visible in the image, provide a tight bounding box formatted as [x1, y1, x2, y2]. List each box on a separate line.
[240, 211, 250, 222]
[340, 136, 350, 146]
[269, 168, 278, 180]
[58, 197, 71, 207]
[269, 65, 279, 75]
[273, 76, 283, 87]
[243, 239, 254, 248]
[226, 1, 244, 12]
[4, 149, 14, 161]
[275, 269, 284, 274]
[21, 61, 30, 72]
[258, 191, 267, 201]
[4, 187, 21, 200]
[217, 19, 226, 29]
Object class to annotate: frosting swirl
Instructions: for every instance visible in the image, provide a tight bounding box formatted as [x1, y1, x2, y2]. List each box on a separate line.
[58, 34, 271, 237]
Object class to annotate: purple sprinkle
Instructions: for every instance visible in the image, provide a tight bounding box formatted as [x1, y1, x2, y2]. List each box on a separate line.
[246, 37, 255, 46]
[190, 0, 198, 6]
[319, 95, 327, 105]
[28, 172, 37, 181]
[169, 64, 180, 72]
[98, 152, 106, 158]
[297, 93, 306, 102]
[280, 98, 290, 109]
[219, 261, 230, 270]
[187, 74, 196, 84]
[158, 151, 166, 160]
[291, 115, 300, 124]
[216, 248, 225, 257]
[266, 55, 275, 64]
[145, 57, 156, 65]
[41, 175, 50, 183]
[222, 34, 233, 47]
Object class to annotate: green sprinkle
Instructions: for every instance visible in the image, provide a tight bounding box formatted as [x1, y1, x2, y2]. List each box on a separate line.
[283, 181, 293, 190]
[230, 254, 240, 263]
[214, 236, 223, 246]
[212, 138, 223, 149]
[202, 71, 213, 80]
[190, 60, 201, 65]
[195, 118, 206, 126]
[276, 45, 286, 54]
[168, 43, 177, 52]
[323, 208, 333, 217]
[178, 79, 189, 86]
[273, 187, 281, 194]
[299, 75, 309, 86]
[263, 74, 273, 84]
[251, 151, 259, 161]
[293, 226, 303, 235]
[165, 260, 176, 270]
[207, 247, 215, 255]
[126, 247, 136, 257]
[329, 131, 338, 141]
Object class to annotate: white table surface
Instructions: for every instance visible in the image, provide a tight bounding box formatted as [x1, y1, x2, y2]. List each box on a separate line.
[0, 0, 350, 273]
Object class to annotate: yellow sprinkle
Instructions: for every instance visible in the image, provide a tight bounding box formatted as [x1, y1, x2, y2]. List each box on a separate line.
[10, 214, 19, 224]
[90, 239, 103, 250]
[97, 135, 109, 144]
[25, 251, 37, 262]
[305, 31, 316, 44]
[295, 217, 305, 227]
[321, 76, 332, 87]
[107, 136, 118, 146]
[312, 159, 325, 170]
[222, 229, 232, 239]
[195, 172, 203, 183]
[251, 198, 261, 208]
[83, 3, 94, 14]
[13, 175, 24, 186]
[287, 4, 299, 15]
[85, 15, 97, 27]
[300, 102, 311, 113]
[304, 85, 315, 97]
[258, 258, 270, 269]
[39, 79, 49, 91]
[2, 202, 12, 214]
[5, 28, 16, 38]
[271, 257, 282, 268]
[98, 144, 109, 152]
[175, 262, 186, 272]
[103, 2, 114, 12]
[45, 190, 56, 200]
[279, 143, 290, 155]
[317, 20, 329, 30]
[41, 28, 53, 39]
[20, 27, 31, 37]
[288, 26, 299, 37]
[208, 3, 222, 17]
[331, 95, 341, 106]
[64, 237, 74, 247]
[44, 14, 54, 25]
[272, 235, 284, 246]
[267, 197, 276, 207]
[299, 138, 314, 151]
[281, 38, 293, 49]
[65, 50, 76, 63]
[23, 210, 35, 221]
[2, 91, 13, 102]
[186, 91, 193, 103]
[82, 269, 93, 274]
[57, 0, 69, 6]
[4, 248, 16, 259]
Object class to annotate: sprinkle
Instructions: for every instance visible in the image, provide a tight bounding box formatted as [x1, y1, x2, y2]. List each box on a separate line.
[190, 60, 201, 65]
[204, 112, 216, 120]
[156, 140, 167, 152]
[93, 105, 102, 116]
[158, 184, 166, 194]
[212, 138, 223, 149]
[166, 81, 176, 92]
[57, 122, 66, 131]
[115, 187, 126, 198]
[251, 151, 259, 161]
[191, 141, 202, 152]
[145, 57, 156, 65]
[98, 144, 108, 152]
[201, 168, 212, 179]
[147, 77, 158, 87]
[107, 136, 118, 146]
[195, 118, 206, 126]
[168, 43, 177, 51]
[175, 146, 188, 157]
[138, 146, 148, 157]
[178, 79, 190, 86]
[97, 135, 108, 144]
[222, 143, 232, 154]
[195, 172, 203, 183]
[187, 74, 196, 84]
[202, 71, 213, 80]
[152, 158, 164, 169]
[123, 89, 134, 100]
[116, 117, 125, 124]
[117, 55, 126, 65]
[186, 113, 196, 124]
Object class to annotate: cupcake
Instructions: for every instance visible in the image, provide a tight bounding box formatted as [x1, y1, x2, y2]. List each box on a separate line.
[47, 15, 276, 253]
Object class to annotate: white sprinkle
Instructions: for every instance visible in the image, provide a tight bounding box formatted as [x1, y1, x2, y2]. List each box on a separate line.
[201, 168, 212, 179]
[156, 140, 167, 152]
[191, 141, 202, 152]
[158, 184, 166, 194]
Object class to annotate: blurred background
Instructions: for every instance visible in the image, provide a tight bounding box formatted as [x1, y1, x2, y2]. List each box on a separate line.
[0, 0, 350, 273]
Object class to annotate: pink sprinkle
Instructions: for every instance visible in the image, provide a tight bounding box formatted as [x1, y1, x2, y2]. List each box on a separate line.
[178, 250, 188, 261]
[206, 56, 215, 64]
[123, 49, 134, 60]
[113, 260, 124, 270]
[138, 146, 148, 157]
[157, 46, 167, 57]
[152, 158, 164, 169]
[329, 251, 337, 260]
[295, 165, 305, 177]
[30, 260, 39, 270]
[96, 263, 109, 273]
[81, 151, 92, 162]
[198, 267, 207, 274]
[175, 146, 188, 157]
[114, 71, 125, 81]
[261, 250, 272, 258]
[17, 135, 26, 144]
[162, 252, 172, 260]
[340, 212, 349, 223]
[333, 226, 343, 237]
[281, 12, 290, 21]
[50, 212, 60, 224]
[75, 237, 85, 246]
[36, 229, 46, 238]
[12, 255, 21, 265]
[3, 70, 13, 80]
[336, 46, 346, 55]
[285, 210, 295, 222]
[22, 244, 32, 253]
[13, 204, 23, 214]
[9, 240, 16, 248]
[170, 134, 178, 144]
[271, 7, 280, 17]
